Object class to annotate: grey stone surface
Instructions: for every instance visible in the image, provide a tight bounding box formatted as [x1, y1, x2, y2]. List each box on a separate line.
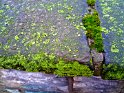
[74, 77, 124, 93]
[97, 0, 124, 65]
[0, 69, 68, 93]
[0, 0, 90, 61]
[91, 50, 104, 62]
[0, 69, 124, 93]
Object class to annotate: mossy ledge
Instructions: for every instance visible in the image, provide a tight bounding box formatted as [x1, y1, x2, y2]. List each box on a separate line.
[0, 51, 93, 77]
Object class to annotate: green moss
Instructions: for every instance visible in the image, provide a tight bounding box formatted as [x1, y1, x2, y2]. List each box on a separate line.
[0, 53, 27, 70]
[82, 10, 104, 52]
[0, 52, 93, 77]
[83, 11, 100, 28]
[103, 64, 124, 80]
[87, 0, 96, 6]
[54, 59, 93, 77]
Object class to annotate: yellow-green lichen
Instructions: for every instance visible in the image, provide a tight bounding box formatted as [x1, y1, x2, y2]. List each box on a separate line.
[111, 44, 119, 53]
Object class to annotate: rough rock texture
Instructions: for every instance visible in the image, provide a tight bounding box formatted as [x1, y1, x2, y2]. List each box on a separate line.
[73, 77, 124, 93]
[0, 69, 68, 93]
[97, 0, 124, 65]
[0, 0, 90, 62]
[91, 49, 104, 76]
[0, 69, 124, 93]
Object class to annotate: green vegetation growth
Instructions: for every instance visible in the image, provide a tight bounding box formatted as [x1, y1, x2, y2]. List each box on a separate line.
[82, 10, 104, 52]
[103, 63, 124, 80]
[0, 52, 93, 77]
[87, 0, 96, 6]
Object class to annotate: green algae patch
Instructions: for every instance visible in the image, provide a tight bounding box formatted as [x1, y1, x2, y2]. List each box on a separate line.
[111, 44, 119, 53]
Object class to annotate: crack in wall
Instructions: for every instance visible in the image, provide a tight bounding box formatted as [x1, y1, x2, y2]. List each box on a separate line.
[83, 0, 105, 77]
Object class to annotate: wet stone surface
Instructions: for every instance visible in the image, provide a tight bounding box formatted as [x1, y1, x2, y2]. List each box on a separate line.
[0, 69, 124, 93]
[0, 0, 90, 61]
[97, 0, 124, 65]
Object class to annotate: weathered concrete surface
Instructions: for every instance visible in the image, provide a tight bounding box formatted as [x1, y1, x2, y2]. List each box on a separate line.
[0, 69, 124, 93]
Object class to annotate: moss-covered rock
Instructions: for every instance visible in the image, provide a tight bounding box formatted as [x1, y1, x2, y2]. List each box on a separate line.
[0, 52, 93, 77]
